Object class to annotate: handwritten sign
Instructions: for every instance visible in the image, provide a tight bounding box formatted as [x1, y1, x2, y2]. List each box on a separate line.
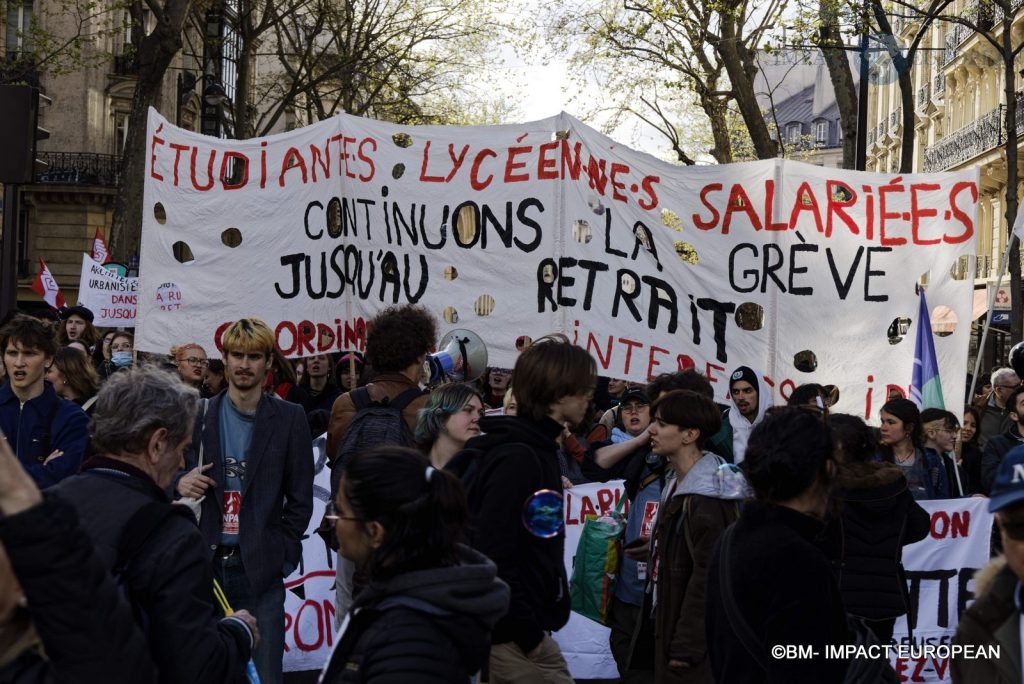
[136, 110, 978, 418]
[77, 253, 138, 324]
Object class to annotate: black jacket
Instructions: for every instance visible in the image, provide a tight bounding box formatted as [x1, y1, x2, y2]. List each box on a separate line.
[448, 414, 569, 653]
[981, 425, 1024, 494]
[0, 495, 155, 684]
[50, 458, 254, 684]
[707, 501, 849, 683]
[828, 462, 931, 620]
[322, 546, 509, 683]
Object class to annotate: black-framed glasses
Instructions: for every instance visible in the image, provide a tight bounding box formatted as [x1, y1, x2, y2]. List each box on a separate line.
[185, 357, 209, 367]
[323, 501, 361, 523]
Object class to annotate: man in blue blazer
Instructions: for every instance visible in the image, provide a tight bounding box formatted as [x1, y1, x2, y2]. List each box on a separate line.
[177, 317, 313, 684]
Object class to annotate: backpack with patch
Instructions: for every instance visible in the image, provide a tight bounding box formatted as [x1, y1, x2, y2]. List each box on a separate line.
[317, 386, 425, 549]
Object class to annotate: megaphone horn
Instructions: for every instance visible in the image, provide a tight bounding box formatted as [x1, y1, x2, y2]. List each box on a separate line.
[427, 329, 488, 384]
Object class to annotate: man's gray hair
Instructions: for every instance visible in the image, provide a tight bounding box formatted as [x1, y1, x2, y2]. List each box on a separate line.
[91, 365, 200, 456]
[992, 367, 1019, 386]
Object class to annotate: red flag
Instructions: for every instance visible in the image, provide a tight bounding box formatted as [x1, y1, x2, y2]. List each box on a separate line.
[31, 257, 66, 310]
[92, 228, 110, 264]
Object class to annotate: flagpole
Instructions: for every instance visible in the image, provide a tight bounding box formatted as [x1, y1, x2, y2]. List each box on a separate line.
[970, 234, 1018, 401]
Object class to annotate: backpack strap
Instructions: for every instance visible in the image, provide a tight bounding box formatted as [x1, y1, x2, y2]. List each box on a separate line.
[389, 387, 427, 411]
[350, 386, 371, 411]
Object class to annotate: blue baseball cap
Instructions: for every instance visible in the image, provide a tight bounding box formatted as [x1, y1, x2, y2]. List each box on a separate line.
[988, 444, 1024, 512]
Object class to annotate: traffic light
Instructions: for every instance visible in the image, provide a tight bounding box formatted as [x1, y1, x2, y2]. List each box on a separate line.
[0, 84, 50, 184]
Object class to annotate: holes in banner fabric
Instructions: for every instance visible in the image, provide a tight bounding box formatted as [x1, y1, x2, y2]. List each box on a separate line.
[392, 132, 413, 148]
[474, 295, 495, 316]
[735, 303, 764, 331]
[154, 203, 167, 224]
[172, 241, 194, 264]
[932, 305, 957, 337]
[443, 307, 459, 324]
[793, 350, 818, 373]
[515, 336, 533, 351]
[392, 163, 405, 179]
[887, 316, 912, 345]
[661, 209, 683, 232]
[443, 266, 458, 280]
[221, 228, 242, 247]
[949, 255, 971, 281]
[572, 220, 592, 244]
[673, 241, 699, 265]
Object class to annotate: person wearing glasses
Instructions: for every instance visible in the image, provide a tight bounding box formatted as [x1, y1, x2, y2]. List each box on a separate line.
[170, 342, 209, 393]
[978, 367, 1020, 448]
[319, 446, 509, 683]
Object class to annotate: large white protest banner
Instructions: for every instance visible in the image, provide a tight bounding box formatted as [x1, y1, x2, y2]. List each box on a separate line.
[136, 109, 978, 416]
[77, 253, 139, 324]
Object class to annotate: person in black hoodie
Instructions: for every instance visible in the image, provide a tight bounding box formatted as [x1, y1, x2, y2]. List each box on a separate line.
[828, 413, 931, 644]
[321, 446, 509, 683]
[449, 333, 597, 684]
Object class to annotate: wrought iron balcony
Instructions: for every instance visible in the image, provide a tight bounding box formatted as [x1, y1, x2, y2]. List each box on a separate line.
[868, 129, 876, 146]
[921, 103, 1024, 171]
[890, 108, 902, 128]
[934, 73, 945, 95]
[918, 84, 930, 108]
[34, 152, 121, 186]
[878, 120, 887, 138]
[977, 255, 993, 279]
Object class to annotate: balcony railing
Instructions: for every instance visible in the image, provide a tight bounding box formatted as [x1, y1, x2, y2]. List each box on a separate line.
[934, 73, 946, 95]
[977, 255, 993, 279]
[890, 108, 902, 128]
[923, 100, 1024, 171]
[113, 47, 138, 76]
[868, 129, 876, 146]
[918, 83, 930, 108]
[34, 152, 120, 186]
[878, 120, 888, 138]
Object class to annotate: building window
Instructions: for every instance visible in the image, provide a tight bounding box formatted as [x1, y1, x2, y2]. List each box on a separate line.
[786, 123, 801, 144]
[815, 120, 829, 145]
[6, 1, 33, 59]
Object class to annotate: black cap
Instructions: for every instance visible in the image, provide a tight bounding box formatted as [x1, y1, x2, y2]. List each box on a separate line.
[61, 305, 94, 323]
[619, 388, 649, 405]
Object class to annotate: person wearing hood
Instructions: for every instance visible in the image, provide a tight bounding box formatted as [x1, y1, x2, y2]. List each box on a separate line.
[320, 445, 509, 683]
[952, 444, 1024, 684]
[828, 413, 931, 644]
[708, 366, 771, 464]
[447, 333, 596, 683]
[648, 389, 746, 683]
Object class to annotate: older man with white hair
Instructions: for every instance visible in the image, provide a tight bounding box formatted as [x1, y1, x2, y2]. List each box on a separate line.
[979, 367, 1020, 448]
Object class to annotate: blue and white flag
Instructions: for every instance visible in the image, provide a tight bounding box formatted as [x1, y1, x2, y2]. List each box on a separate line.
[911, 289, 945, 409]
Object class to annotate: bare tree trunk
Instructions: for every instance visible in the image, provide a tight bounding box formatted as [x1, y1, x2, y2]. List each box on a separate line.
[714, 15, 777, 160]
[818, 13, 858, 169]
[109, 0, 192, 262]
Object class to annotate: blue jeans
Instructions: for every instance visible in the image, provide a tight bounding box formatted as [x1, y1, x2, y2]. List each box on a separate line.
[214, 553, 285, 684]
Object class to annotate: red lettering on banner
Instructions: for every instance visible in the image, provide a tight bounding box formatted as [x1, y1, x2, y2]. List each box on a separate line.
[930, 510, 970, 539]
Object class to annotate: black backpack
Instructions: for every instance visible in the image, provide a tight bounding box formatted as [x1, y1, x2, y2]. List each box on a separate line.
[317, 386, 426, 550]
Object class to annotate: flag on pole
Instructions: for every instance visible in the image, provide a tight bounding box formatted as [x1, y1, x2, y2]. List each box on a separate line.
[31, 257, 66, 311]
[911, 288, 945, 409]
[92, 228, 110, 264]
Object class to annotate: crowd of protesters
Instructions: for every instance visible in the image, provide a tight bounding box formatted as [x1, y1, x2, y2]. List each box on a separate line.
[1, 302, 1022, 683]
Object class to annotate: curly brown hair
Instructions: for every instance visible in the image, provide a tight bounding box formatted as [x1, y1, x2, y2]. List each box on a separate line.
[365, 305, 438, 374]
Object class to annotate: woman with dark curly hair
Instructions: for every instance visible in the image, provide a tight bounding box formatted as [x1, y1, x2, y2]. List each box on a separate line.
[320, 446, 508, 683]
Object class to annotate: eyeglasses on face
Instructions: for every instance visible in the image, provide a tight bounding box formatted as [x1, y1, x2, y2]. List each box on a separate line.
[185, 357, 209, 367]
[323, 501, 361, 523]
